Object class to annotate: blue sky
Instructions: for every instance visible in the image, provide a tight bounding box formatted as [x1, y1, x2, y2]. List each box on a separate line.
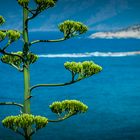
[0, 0, 140, 32]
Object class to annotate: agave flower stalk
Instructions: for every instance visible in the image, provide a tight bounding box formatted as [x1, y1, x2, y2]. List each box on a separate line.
[0, 0, 102, 140]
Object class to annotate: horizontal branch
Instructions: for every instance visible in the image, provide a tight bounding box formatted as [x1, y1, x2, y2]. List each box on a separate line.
[0, 49, 24, 61]
[30, 38, 67, 46]
[0, 102, 23, 109]
[30, 79, 81, 92]
[48, 113, 75, 123]
[29, 113, 75, 136]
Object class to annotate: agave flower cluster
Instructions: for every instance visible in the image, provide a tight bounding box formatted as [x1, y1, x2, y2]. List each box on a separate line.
[59, 20, 88, 38]
[18, 0, 30, 6]
[34, 0, 57, 10]
[0, 30, 20, 42]
[64, 61, 102, 79]
[1, 52, 38, 68]
[2, 114, 48, 130]
[0, 0, 103, 139]
[0, 16, 20, 42]
[18, 0, 57, 11]
[7, 30, 21, 42]
[49, 100, 88, 115]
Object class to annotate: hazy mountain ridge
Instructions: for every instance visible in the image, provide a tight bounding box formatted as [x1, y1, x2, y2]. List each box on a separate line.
[124, 24, 140, 32]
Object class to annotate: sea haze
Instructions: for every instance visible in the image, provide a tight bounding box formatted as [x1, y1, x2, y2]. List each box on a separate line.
[0, 32, 140, 140]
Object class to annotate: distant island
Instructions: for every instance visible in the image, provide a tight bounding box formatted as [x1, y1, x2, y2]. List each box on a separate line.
[89, 24, 140, 39]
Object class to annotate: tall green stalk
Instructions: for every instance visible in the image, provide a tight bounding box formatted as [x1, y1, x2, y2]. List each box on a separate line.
[23, 7, 31, 140]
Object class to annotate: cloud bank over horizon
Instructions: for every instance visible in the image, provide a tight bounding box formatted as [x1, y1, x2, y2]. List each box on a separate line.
[89, 24, 140, 39]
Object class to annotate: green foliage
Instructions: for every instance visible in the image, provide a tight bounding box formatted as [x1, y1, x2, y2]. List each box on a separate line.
[59, 20, 88, 39]
[27, 52, 38, 64]
[0, 16, 5, 25]
[64, 61, 102, 79]
[0, 31, 6, 41]
[34, 116, 48, 129]
[1, 52, 22, 68]
[2, 114, 48, 130]
[18, 0, 30, 6]
[49, 100, 88, 115]
[7, 30, 21, 42]
[0, 30, 20, 42]
[34, 0, 57, 11]
[1, 52, 38, 68]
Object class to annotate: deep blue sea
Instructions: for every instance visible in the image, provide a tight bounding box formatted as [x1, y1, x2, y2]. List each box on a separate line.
[0, 32, 140, 140]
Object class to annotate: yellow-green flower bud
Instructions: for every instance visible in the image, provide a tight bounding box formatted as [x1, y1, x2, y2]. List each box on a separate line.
[1, 51, 38, 67]
[34, 116, 48, 129]
[59, 20, 88, 38]
[49, 101, 63, 114]
[1, 51, 23, 68]
[0, 31, 6, 41]
[0, 16, 5, 25]
[7, 30, 20, 42]
[2, 114, 48, 131]
[50, 100, 88, 115]
[18, 0, 30, 6]
[27, 53, 38, 64]
[64, 61, 102, 79]
[34, 0, 57, 11]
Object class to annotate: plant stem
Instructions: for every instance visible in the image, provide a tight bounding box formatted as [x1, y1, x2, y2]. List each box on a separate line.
[30, 38, 66, 46]
[0, 102, 23, 108]
[23, 7, 31, 140]
[23, 67, 30, 113]
[48, 113, 75, 123]
[0, 49, 24, 60]
[30, 79, 81, 93]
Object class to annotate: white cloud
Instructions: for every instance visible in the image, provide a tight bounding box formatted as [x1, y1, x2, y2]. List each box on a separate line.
[89, 30, 140, 39]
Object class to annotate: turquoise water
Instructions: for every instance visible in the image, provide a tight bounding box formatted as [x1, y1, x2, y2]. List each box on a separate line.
[0, 32, 140, 140]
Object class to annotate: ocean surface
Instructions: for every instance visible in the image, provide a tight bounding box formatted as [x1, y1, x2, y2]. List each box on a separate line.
[0, 32, 140, 140]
